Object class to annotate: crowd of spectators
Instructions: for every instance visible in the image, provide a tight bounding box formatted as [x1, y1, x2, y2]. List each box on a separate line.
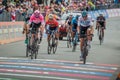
[0, 0, 119, 22]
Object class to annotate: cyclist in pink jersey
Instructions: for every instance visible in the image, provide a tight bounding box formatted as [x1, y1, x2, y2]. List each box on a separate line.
[27, 10, 45, 45]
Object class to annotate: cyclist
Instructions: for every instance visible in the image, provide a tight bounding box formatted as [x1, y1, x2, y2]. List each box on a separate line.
[96, 13, 106, 39]
[77, 11, 94, 61]
[71, 15, 80, 42]
[27, 10, 44, 45]
[65, 14, 73, 33]
[45, 14, 59, 45]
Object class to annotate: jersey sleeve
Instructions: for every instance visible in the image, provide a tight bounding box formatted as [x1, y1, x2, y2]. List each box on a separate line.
[71, 18, 74, 25]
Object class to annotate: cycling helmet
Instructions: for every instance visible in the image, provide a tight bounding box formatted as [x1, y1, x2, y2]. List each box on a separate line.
[48, 14, 53, 19]
[34, 10, 40, 18]
[82, 11, 88, 17]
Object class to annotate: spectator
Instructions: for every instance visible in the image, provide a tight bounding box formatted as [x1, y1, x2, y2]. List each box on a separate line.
[0, 3, 4, 14]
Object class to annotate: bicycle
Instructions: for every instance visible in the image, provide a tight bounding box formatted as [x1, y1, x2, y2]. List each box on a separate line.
[26, 29, 32, 57]
[48, 30, 58, 54]
[67, 25, 72, 48]
[26, 26, 41, 59]
[72, 30, 78, 52]
[81, 34, 93, 64]
[97, 24, 104, 45]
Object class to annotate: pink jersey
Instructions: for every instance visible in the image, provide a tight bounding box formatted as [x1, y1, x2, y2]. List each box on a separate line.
[29, 14, 44, 24]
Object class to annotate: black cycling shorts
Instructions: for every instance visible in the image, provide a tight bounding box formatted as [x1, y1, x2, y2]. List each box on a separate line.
[68, 21, 72, 25]
[98, 22, 105, 28]
[30, 22, 41, 34]
[48, 27, 57, 34]
[80, 26, 90, 38]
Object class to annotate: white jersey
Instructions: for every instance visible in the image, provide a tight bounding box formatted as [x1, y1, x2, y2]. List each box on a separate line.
[78, 16, 93, 27]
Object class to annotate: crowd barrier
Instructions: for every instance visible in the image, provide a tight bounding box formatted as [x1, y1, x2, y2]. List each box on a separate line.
[0, 22, 24, 44]
[0, 11, 25, 22]
[0, 9, 120, 44]
[88, 8, 120, 19]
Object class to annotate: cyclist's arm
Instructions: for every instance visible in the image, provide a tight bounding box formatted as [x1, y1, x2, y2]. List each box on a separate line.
[103, 17, 106, 29]
[45, 21, 49, 31]
[55, 20, 59, 30]
[65, 16, 69, 24]
[96, 17, 99, 26]
[77, 18, 80, 34]
[26, 15, 33, 33]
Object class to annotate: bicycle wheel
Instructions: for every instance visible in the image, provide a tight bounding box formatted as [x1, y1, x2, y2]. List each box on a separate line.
[26, 34, 31, 57]
[83, 47, 87, 64]
[83, 40, 88, 64]
[67, 33, 71, 48]
[53, 39, 57, 54]
[48, 41, 52, 54]
[34, 40, 39, 59]
[30, 38, 36, 59]
[99, 30, 102, 45]
[31, 50, 34, 59]
[72, 38, 77, 52]
[26, 45, 29, 57]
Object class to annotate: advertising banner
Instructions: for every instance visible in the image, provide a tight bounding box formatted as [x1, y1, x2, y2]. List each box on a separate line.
[0, 22, 24, 44]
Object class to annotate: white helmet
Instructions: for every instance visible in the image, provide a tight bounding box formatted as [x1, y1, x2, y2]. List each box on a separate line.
[48, 14, 53, 19]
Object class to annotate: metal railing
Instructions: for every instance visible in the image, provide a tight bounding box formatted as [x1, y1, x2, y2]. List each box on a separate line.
[0, 11, 25, 22]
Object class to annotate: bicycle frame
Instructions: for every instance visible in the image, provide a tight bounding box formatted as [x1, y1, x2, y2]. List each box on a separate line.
[81, 34, 91, 64]
[98, 24, 103, 45]
[48, 30, 57, 54]
[67, 25, 72, 48]
[72, 31, 78, 52]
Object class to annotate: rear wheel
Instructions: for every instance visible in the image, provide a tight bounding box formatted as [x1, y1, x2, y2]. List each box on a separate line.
[83, 48, 87, 64]
[82, 41, 88, 64]
[53, 39, 57, 54]
[26, 45, 29, 57]
[31, 50, 34, 59]
[48, 42, 52, 54]
[99, 30, 102, 45]
[59, 37, 63, 40]
[67, 33, 71, 48]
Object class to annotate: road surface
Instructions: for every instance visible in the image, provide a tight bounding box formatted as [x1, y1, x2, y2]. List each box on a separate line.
[0, 17, 120, 80]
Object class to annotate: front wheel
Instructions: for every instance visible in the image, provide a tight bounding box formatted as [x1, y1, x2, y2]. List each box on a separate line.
[83, 47, 88, 64]
[53, 44, 57, 54]
[48, 44, 52, 54]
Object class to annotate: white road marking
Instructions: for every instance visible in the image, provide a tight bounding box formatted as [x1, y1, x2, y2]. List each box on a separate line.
[0, 73, 80, 80]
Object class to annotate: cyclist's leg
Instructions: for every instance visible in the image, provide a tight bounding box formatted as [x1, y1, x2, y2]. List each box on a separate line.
[47, 27, 51, 43]
[71, 27, 75, 42]
[87, 26, 92, 49]
[66, 24, 69, 33]
[87, 26, 93, 40]
[55, 27, 59, 45]
[24, 22, 29, 44]
[96, 22, 100, 34]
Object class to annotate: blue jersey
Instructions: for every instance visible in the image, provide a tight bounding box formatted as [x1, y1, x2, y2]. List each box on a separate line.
[72, 17, 78, 27]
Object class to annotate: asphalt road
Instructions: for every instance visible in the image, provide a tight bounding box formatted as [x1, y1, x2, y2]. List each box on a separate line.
[0, 17, 120, 80]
